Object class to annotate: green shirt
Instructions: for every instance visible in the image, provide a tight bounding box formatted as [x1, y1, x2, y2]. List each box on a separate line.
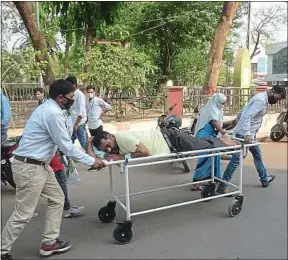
[115, 129, 171, 156]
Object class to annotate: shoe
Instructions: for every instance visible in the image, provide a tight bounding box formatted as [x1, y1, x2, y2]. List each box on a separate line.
[39, 239, 71, 256]
[64, 206, 85, 218]
[261, 174, 276, 188]
[1, 254, 13, 260]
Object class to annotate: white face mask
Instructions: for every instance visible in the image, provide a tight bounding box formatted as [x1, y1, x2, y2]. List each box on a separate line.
[88, 93, 95, 99]
[216, 102, 224, 109]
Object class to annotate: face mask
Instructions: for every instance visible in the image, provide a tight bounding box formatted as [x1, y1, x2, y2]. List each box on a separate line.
[88, 93, 95, 99]
[62, 97, 74, 110]
[217, 103, 223, 109]
[268, 95, 277, 105]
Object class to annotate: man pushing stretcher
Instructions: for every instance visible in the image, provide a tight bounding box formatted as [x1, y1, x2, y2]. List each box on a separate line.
[86, 128, 239, 160]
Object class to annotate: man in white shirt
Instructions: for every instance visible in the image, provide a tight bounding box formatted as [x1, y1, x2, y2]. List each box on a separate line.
[217, 85, 286, 194]
[66, 76, 87, 150]
[86, 85, 111, 136]
[1, 79, 104, 260]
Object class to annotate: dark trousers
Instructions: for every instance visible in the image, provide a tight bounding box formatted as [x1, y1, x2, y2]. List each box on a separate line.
[89, 125, 103, 136]
[55, 170, 70, 210]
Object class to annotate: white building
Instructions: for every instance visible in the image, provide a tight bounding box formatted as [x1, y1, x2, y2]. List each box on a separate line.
[264, 41, 288, 87]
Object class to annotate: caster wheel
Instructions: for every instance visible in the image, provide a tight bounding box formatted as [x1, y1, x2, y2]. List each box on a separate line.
[228, 199, 242, 217]
[98, 206, 116, 223]
[113, 225, 133, 245]
[200, 184, 215, 201]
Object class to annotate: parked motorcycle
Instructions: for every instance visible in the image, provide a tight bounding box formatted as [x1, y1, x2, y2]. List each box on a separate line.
[180, 105, 200, 135]
[270, 102, 288, 142]
[1, 136, 21, 189]
[157, 103, 191, 173]
[181, 104, 237, 136]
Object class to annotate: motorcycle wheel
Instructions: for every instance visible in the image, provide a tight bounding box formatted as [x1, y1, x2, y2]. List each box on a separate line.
[182, 160, 191, 173]
[270, 132, 285, 142]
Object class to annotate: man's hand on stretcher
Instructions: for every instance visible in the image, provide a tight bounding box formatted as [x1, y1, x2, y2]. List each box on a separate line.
[87, 137, 105, 170]
[244, 135, 252, 144]
[105, 154, 122, 161]
[220, 135, 240, 146]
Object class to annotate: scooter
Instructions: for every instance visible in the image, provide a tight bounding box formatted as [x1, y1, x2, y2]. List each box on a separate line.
[157, 103, 191, 173]
[1, 136, 21, 189]
[270, 102, 288, 142]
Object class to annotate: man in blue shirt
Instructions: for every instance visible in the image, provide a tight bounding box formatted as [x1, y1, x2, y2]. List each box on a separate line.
[1, 80, 104, 260]
[1, 89, 11, 142]
[217, 85, 286, 193]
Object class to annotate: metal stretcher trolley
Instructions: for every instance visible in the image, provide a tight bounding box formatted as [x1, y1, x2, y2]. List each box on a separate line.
[95, 138, 258, 245]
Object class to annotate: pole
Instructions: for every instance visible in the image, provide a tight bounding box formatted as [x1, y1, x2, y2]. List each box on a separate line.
[36, 2, 43, 88]
[246, 2, 252, 52]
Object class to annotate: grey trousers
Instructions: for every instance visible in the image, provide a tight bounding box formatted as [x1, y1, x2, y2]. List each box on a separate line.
[1, 159, 65, 254]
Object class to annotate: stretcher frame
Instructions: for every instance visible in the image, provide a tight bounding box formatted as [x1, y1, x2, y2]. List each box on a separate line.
[97, 138, 259, 244]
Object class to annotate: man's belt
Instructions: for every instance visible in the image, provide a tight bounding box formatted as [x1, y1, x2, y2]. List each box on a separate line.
[14, 155, 46, 166]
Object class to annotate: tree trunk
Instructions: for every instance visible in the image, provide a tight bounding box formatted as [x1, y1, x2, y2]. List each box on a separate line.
[13, 1, 54, 85]
[163, 43, 171, 77]
[64, 37, 70, 78]
[83, 18, 94, 86]
[250, 31, 261, 60]
[203, 2, 239, 96]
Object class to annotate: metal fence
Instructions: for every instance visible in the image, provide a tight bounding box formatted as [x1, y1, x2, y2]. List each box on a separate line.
[2, 83, 286, 128]
[183, 86, 286, 116]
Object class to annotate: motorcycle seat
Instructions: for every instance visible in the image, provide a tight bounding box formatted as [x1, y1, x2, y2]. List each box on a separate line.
[1, 140, 17, 148]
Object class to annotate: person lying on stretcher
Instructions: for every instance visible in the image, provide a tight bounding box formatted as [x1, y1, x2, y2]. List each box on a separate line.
[86, 128, 239, 161]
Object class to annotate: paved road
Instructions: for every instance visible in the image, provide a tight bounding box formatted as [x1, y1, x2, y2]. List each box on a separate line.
[1, 141, 287, 259]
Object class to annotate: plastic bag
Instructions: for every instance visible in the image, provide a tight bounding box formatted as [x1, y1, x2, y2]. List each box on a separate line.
[62, 155, 81, 185]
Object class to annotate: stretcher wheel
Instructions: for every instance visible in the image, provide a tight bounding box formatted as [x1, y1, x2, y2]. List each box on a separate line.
[98, 201, 116, 223]
[113, 225, 133, 244]
[228, 200, 242, 217]
[200, 184, 215, 201]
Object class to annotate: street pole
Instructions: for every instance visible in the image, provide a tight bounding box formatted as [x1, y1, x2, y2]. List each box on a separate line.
[246, 1, 252, 52]
[36, 1, 43, 88]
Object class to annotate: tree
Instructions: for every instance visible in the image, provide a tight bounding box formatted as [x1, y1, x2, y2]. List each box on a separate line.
[79, 44, 157, 93]
[1, 2, 31, 50]
[250, 3, 287, 59]
[203, 2, 240, 95]
[51, 1, 120, 81]
[13, 1, 55, 85]
[2, 49, 48, 82]
[172, 46, 209, 86]
[133, 2, 223, 80]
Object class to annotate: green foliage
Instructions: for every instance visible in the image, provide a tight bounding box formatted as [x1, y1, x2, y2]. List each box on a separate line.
[4, 1, 249, 89]
[79, 45, 157, 92]
[132, 1, 223, 77]
[2, 49, 48, 82]
[172, 47, 209, 86]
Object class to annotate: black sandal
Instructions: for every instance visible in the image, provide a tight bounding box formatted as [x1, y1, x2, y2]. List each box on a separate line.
[261, 174, 276, 188]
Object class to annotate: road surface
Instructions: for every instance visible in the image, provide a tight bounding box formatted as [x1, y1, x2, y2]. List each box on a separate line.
[1, 140, 287, 259]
